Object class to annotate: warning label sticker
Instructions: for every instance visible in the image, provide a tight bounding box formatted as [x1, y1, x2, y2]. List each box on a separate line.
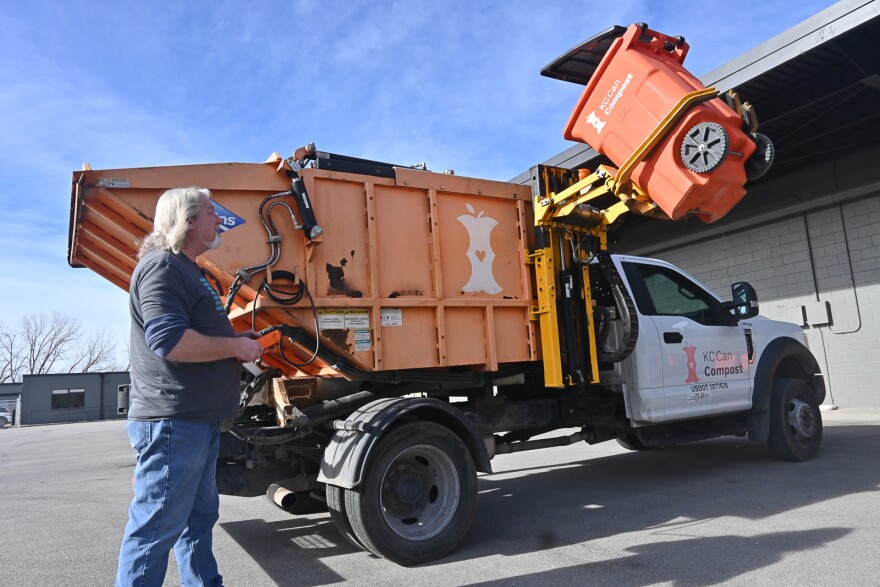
[354, 328, 371, 352]
[96, 178, 130, 188]
[318, 309, 370, 330]
[345, 310, 370, 329]
[317, 310, 344, 330]
[354, 328, 370, 352]
[381, 308, 403, 326]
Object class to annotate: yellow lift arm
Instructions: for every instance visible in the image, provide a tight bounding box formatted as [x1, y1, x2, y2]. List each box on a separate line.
[526, 87, 721, 389]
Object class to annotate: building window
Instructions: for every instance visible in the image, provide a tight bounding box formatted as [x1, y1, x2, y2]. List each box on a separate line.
[51, 388, 86, 410]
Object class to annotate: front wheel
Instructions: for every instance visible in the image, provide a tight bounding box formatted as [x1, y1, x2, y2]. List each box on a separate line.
[343, 421, 477, 566]
[616, 433, 651, 451]
[767, 378, 823, 461]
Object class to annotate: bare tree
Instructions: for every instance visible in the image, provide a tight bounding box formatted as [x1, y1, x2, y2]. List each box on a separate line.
[2, 313, 128, 379]
[120, 336, 131, 371]
[68, 328, 125, 373]
[0, 323, 25, 383]
[22, 313, 81, 375]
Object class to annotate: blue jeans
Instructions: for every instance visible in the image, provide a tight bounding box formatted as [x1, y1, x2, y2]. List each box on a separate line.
[116, 420, 224, 587]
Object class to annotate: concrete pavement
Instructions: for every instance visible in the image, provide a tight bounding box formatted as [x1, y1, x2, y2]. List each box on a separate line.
[1, 409, 878, 586]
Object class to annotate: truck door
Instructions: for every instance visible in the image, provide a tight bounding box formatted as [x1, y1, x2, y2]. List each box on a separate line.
[619, 259, 751, 422]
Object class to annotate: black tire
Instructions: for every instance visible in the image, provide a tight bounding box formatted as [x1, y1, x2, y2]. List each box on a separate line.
[0, 417, 7, 429]
[326, 484, 365, 549]
[616, 433, 651, 451]
[745, 132, 775, 182]
[343, 421, 477, 566]
[768, 378, 823, 461]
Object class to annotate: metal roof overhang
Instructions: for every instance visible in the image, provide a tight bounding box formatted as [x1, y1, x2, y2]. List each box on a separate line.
[512, 1, 880, 250]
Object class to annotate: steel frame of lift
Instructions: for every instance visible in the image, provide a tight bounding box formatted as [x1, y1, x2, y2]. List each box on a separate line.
[526, 86, 758, 389]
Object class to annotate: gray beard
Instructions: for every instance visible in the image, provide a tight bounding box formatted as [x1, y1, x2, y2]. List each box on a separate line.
[205, 234, 223, 250]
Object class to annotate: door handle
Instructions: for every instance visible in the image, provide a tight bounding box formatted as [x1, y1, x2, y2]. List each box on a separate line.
[663, 332, 683, 344]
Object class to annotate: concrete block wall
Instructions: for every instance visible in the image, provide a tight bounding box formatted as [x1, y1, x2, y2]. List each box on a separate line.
[647, 193, 880, 408]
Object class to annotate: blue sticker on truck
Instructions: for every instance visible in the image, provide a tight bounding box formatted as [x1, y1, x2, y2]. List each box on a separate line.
[212, 201, 245, 232]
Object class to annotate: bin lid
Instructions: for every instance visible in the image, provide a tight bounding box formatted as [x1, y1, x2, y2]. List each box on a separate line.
[540, 25, 627, 85]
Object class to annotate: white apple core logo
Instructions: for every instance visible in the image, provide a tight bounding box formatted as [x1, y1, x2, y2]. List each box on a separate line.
[458, 203, 502, 294]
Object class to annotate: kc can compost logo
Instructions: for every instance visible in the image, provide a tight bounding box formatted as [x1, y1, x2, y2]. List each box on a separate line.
[683, 344, 700, 383]
[585, 111, 606, 134]
[684, 345, 746, 384]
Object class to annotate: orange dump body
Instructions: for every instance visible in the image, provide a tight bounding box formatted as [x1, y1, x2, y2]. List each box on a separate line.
[563, 24, 756, 222]
[69, 157, 538, 378]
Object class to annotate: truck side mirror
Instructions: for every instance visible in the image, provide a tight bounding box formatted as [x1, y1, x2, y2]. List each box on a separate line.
[731, 281, 759, 319]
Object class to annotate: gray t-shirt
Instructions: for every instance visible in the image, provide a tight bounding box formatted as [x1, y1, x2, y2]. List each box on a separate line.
[128, 249, 240, 422]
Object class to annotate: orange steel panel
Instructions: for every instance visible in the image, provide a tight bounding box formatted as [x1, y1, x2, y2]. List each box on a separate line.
[444, 307, 487, 367]
[373, 184, 434, 298]
[81, 202, 145, 254]
[77, 228, 137, 277]
[378, 307, 437, 371]
[308, 175, 372, 298]
[69, 158, 542, 377]
[394, 167, 531, 201]
[494, 307, 534, 363]
[77, 246, 133, 290]
[78, 222, 138, 264]
[78, 161, 292, 192]
[92, 188, 154, 233]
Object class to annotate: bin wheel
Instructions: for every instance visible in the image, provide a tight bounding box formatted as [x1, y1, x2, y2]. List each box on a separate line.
[681, 122, 729, 173]
[343, 421, 477, 565]
[745, 132, 775, 181]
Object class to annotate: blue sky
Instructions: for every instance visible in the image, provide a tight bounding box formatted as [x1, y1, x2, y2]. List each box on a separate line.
[0, 0, 839, 358]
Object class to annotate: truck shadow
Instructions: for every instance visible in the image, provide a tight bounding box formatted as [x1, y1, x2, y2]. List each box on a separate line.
[463, 527, 852, 586]
[220, 422, 877, 585]
[220, 516, 360, 586]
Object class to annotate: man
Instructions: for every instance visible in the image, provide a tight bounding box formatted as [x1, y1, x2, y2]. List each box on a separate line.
[116, 187, 263, 587]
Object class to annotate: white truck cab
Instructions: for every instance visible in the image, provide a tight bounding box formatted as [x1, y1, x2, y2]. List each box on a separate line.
[603, 254, 824, 461]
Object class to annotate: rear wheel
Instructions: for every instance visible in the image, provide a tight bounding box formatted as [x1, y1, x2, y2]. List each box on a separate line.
[768, 378, 823, 461]
[616, 433, 651, 451]
[343, 421, 477, 566]
[0, 416, 8, 429]
[326, 484, 364, 549]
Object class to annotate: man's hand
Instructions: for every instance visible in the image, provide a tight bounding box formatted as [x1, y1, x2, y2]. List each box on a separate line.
[231, 336, 263, 363]
[237, 330, 261, 340]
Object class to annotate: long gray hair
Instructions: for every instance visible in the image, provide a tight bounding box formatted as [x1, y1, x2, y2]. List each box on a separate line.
[138, 187, 212, 258]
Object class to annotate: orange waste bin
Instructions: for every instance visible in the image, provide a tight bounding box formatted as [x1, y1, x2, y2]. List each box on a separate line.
[562, 23, 758, 223]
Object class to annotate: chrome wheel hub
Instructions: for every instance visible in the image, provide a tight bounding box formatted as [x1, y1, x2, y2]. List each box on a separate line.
[787, 398, 816, 439]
